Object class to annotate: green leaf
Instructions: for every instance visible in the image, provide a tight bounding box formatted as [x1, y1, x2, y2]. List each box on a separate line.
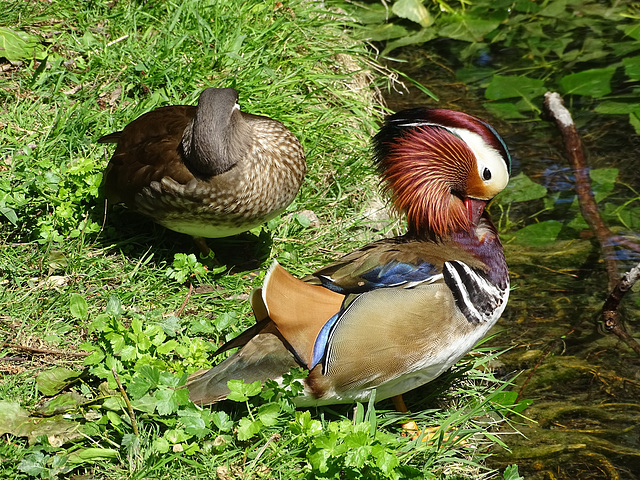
[344, 443, 370, 468]
[237, 417, 262, 441]
[152, 437, 170, 454]
[537, 0, 567, 17]
[180, 411, 210, 438]
[595, 101, 640, 115]
[154, 387, 179, 415]
[484, 102, 528, 119]
[69, 293, 88, 321]
[36, 367, 82, 396]
[0, 27, 44, 63]
[291, 410, 323, 437]
[128, 374, 153, 399]
[105, 295, 123, 316]
[157, 315, 181, 336]
[257, 403, 281, 426]
[188, 317, 217, 334]
[485, 75, 546, 102]
[590, 168, 618, 203]
[0, 401, 31, 437]
[496, 172, 547, 204]
[226, 379, 262, 402]
[156, 339, 179, 354]
[308, 445, 332, 473]
[165, 428, 190, 443]
[438, 13, 501, 42]
[623, 55, 640, 80]
[66, 447, 119, 465]
[214, 312, 238, 331]
[18, 452, 48, 477]
[503, 464, 525, 480]
[34, 391, 87, 416]
[630, 111, 640, 135]
[211, 411, 234, 432]
[0, 205, 18, 225]
[382, 28, 436, 54]
[373, 444, 400, 477]
[619, 23, 640, 41]
[119, 344, 137, 361]
[392, 0, 433, 28]
[166, 253, 207, 283]
[560, 67, 616, 98]
[512, 220, 563, 246]
[360, 23, 409, 42]
[351, 2, 389, 24]
[81, 344, 105, 366]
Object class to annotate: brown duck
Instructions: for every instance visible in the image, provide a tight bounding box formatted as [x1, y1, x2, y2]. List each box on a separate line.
[99, 87, 306, 248]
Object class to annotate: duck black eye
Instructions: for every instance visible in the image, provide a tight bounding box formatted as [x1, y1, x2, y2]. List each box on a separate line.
[482, 168, 492, 181]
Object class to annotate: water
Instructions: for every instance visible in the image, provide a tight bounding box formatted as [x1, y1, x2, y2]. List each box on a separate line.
[383, 52, 640, 479]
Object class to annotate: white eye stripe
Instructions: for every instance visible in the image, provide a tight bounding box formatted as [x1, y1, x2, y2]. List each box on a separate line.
[392, 120, 509, 191]
[445, 126, 509, 191]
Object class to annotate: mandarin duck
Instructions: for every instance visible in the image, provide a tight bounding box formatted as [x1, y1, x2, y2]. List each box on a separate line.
[99, 87, 306, 251]
[186, 107, 511, 407]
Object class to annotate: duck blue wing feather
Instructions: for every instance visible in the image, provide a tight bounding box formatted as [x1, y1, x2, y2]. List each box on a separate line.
[307, 238, 446, 294]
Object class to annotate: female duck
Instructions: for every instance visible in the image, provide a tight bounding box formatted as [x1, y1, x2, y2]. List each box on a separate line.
[100, 87, 306, 246]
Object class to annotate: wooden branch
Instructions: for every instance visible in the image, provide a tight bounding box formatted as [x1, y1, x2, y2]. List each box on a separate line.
[175, 282, 194, 317]
[602, 262, 640, 356]
[7, 344, 89, 357]
[544, 92, 640, 356]
[112, 368, 139, 437]
[543, 92, 619, 290]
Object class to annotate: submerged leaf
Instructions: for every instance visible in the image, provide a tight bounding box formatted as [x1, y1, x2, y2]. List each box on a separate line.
[485, 75, 546, 104]
[623, 55, 640, 80]
[590, 168, 618, 203]
[360, 23, 409, 42]
[438, 13, 501, 42]
[630, 111, 640, 135]
[382, 28, 436, 54]
[485, 102, 528, 119]
[496, 173, 547, 204]
[512, 220, 563, 246]
[595, 101, 640, 115]
[560, 67, 616, 98]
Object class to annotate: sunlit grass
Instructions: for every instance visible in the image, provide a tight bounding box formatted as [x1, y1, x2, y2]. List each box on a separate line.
[0, 1, 522, 478]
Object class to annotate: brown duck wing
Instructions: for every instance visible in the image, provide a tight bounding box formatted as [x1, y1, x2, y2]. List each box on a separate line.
[186, 322, 299, 406]
[101, 105, 197, 206]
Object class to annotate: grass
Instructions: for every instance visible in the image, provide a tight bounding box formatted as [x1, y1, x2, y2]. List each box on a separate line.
[1, 1, 523, 478]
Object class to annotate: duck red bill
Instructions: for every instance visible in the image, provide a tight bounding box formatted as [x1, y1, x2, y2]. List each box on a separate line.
[464, 197, 487, 226]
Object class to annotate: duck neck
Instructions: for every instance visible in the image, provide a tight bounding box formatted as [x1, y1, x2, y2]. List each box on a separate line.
[181, 107, 252, 178]
[450, 216, 508, 289]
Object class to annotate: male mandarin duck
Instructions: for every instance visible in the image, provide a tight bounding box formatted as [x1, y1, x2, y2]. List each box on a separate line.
[186, 107, 511, 407]
[99, 87, 306, 250]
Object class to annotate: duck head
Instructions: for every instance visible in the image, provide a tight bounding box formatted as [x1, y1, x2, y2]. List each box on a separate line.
[180, 87, 253, 178]
[373, 108, 511, 238]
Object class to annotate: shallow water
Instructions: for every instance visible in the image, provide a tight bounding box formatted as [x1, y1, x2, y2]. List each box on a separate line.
[383, 52, 640, 479]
